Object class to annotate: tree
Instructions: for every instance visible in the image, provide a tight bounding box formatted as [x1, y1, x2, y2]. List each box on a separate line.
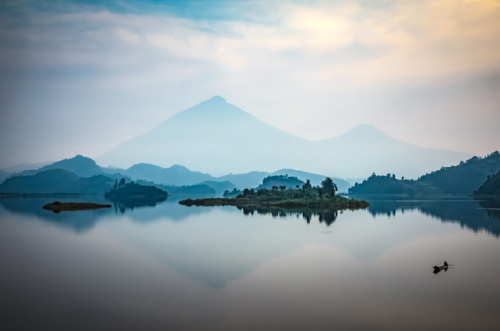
[303, 179, 312, 190]
[321, 177, 338, 197]
[243, 188, 254, 196]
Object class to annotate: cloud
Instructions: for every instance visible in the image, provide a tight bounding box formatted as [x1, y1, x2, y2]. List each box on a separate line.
[0, 0, 499, 167]
[2, 0, 499, 86]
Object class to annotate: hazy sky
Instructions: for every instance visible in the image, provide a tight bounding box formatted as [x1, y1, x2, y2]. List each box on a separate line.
[0, 0, 499, 169]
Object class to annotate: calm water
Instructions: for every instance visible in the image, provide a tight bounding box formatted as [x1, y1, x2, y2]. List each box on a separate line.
[1, 196, 500, 331]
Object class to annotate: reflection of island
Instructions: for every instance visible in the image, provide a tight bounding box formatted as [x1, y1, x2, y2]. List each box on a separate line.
[109, 199, 165, 213]
[0, 197, 112, 233]
[236, 206, 339, 226]
[43, 201, 111, 213]
[358, 197, 500, 237]
[0, 197, 217, 233]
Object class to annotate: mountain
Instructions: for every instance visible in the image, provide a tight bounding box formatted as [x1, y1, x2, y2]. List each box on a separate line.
[418, 151, 500, 195]
[0, 169, 115, 195]
[217, 171, 270, 190]
[96, 96, 471, 179]
[2, 161, 52, 173]
[349, 151, 500, 196]
[122, 163, 215, 186]
[135, 180, 216, 195]
[97, 96, 308, 176]
[38, 155, 105, 177]
[197, 181, 236, 195]
[348, 174, 444, 196]
[12, 155, 108, 178]
[0, 170, 9, 184]
[475, 171, 500, 195]
[313, 124, 471, 179]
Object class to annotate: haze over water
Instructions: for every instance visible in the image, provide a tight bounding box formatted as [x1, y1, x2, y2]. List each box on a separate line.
[1, 197, 499, 330]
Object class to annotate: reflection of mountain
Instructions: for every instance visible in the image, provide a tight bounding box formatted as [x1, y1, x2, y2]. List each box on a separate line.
[0, 197, 219, 232]
[365, 198, 500, 237]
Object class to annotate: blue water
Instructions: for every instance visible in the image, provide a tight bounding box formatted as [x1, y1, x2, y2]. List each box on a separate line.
[1, 197, 499, 330]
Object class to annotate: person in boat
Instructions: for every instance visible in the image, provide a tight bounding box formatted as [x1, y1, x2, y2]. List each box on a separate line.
[433, 261, 449, 274]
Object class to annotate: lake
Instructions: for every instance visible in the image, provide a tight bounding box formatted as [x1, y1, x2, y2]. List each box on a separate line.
[1, 196, 500, 330]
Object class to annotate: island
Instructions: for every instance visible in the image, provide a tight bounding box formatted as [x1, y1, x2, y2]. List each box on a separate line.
[105, 181, 168, 201]
[43, 201, 112, 213]
[180, 177, 369, 210]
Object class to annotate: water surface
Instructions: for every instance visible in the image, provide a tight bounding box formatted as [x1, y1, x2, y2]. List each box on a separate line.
[1, 197, 499, 330]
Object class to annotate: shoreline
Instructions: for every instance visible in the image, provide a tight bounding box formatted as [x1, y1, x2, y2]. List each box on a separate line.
[179, 197, 369, 209]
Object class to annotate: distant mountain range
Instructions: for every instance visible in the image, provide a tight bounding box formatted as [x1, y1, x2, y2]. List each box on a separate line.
[0, 169, 115, 195]
[0, 155, 351, 194]
[96, 96, 471, 179]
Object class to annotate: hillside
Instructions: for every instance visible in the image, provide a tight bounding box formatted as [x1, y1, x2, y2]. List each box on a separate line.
[197, 181, 236, 195]
[0, 170, 9, 184]
[349, 151, 500, 196]
[475, 171, 500, 195]
[12, 155, 125, 181]
[0, 169, 115, 195]
[349, 174, 444, 196]
[105, 182, 168, 201]
[122, 163, 215, 186]
[257, 175, 304, 190]
[419, 151, 500, 195]
[96, 96, 470, 178]
[39, 155, 105, 177]
[135, 180, 216, 195]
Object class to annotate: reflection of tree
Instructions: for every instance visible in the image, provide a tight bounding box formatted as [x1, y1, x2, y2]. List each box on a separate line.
[107, 196, 168, 213]
[477, 197, 500, 222]
[365, 198, 500, 237]
[318, 210, 338, 226]
[236, 206, 339, 227]
[110, 199, 165, 213]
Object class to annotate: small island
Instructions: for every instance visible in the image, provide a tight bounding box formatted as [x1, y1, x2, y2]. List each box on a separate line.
[43, 201, 112, 213]
[180, 177, 369, 210]
[105, 180, 168, 201]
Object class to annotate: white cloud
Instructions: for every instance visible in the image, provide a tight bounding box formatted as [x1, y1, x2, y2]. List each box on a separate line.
[0, 0, 499, 167]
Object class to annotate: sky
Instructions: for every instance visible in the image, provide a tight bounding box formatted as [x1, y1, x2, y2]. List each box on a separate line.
[0, 0, 499, 169]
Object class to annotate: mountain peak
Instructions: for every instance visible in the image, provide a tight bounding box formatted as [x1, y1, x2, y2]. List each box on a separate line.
[41, 154, 103, 178]
[171, 95, 251, 122]
[197, 95, 228, 108]
[206, 95, 226, 103]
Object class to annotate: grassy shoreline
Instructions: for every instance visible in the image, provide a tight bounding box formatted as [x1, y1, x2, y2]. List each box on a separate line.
[179, 196, 369, 209]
